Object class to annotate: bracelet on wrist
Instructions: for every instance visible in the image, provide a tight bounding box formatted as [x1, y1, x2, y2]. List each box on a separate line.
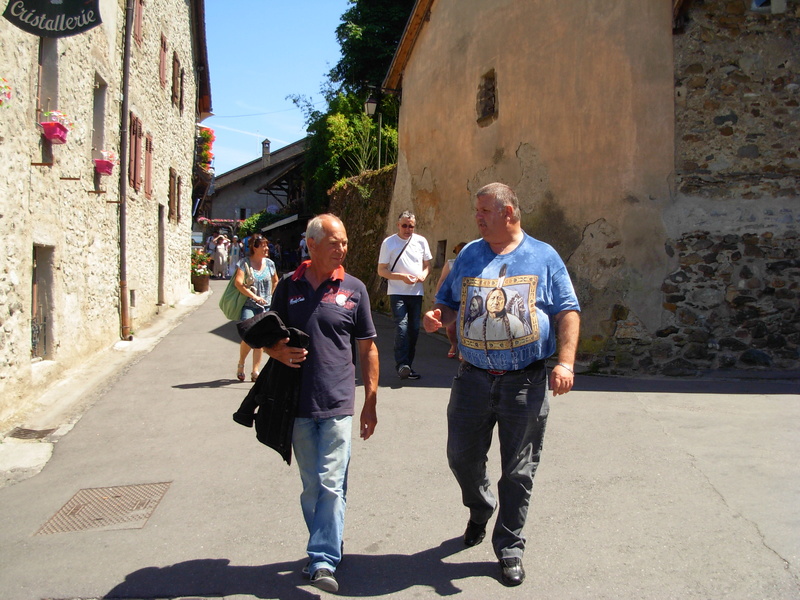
[556, 362, 574, 375]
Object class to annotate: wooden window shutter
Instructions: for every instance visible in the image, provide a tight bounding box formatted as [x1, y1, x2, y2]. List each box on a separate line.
[171, 52, 180, 106]
[144, 134, 154, 198]
[168, 168, 177, 222]
[159, 35, 167, 88]
[133, 0, 144, 45]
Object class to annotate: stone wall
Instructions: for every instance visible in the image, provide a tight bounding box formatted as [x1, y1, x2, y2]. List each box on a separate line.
[0, 0, 201, 428]
[633, 0, 800, 375]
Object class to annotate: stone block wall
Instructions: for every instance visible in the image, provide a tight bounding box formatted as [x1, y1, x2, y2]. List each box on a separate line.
[674, 0, 800, 200]
[597, 0, 800, 376]
[0, 0, 201, 428]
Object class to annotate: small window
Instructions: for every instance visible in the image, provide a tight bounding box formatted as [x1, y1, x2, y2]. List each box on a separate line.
[477, 69, 497, 123]
[435, 240, 447, 269]
[36, 38, 59, 116]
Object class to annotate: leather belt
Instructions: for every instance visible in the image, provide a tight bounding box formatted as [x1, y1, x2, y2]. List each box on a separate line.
[471, 359, 545, 377]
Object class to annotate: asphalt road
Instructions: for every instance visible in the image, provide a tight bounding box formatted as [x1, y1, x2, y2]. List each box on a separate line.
[0, 278, 798, 600]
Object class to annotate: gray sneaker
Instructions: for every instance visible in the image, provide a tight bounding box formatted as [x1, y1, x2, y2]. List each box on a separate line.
[310, 568, 338, 593]
[397, 364, 411, 379]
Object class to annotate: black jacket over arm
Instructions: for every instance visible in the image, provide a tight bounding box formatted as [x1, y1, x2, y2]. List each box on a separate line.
[233, 311, 310, 465]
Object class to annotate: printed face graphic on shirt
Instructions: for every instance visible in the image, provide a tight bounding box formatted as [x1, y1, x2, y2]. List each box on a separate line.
[460, 273, 540, 350]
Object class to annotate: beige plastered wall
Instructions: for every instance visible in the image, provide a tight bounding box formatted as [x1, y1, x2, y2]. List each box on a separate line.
[389, 0, 676, 356]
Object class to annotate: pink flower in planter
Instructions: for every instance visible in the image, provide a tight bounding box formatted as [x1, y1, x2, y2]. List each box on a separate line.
[39, 121, 69, 144]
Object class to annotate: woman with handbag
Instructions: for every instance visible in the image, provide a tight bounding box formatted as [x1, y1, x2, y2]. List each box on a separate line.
[233, 234, 279, 381]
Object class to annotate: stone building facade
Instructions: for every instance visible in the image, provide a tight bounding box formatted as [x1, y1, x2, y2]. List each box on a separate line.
[383, 0, 799, 376]
[0, 0, 211, 427]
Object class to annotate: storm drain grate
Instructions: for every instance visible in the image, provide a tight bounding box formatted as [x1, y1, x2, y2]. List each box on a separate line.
[35, 482, 171, 535]
[8, 427, 56, 439]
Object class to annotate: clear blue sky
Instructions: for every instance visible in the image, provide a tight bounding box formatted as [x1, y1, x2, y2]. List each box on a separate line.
[203, 1, 351, 175]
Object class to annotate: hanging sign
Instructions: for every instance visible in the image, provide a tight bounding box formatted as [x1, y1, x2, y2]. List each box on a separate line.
[3, 0, 102, 38]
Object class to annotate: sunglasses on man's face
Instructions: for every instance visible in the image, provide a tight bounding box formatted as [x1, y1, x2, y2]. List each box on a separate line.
[401, 224, 415, 229]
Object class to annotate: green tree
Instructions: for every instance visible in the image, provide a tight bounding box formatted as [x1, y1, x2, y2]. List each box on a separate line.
[330, 0, 417, 97]
[291, 0, 413, 212]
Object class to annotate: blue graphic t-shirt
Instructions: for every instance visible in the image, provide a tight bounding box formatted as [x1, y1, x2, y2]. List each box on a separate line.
[436, 234, 580, 371]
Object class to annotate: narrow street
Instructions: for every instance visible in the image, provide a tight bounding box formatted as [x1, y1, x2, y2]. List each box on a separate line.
[0, 279, 798, 600]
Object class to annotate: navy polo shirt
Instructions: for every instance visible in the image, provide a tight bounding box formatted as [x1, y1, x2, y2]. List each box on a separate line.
[270, 261, 376, 419]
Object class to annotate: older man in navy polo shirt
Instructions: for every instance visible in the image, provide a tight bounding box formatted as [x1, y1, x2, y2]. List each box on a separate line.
[264, 214, 379, 594]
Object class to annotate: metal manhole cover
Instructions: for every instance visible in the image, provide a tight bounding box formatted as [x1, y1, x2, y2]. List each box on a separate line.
[36, 482, 171, 535]
[8, 427, 56, 439]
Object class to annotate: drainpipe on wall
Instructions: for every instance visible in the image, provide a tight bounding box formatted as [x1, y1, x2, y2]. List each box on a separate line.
[117, 0, 134, 340]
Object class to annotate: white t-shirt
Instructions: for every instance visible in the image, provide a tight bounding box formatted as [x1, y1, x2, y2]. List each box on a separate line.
[378, 233, 433, 296]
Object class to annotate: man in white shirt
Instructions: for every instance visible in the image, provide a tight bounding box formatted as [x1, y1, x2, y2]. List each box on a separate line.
[377, 211, 432, 379]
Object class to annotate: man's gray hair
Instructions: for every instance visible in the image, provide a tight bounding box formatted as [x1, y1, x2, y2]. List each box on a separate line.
[398, 210, 415, 221]
[476, 182, 521, 222]
[306, 213, 344, 242]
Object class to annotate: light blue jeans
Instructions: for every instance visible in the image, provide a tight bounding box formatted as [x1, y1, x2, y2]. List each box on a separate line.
[292, 415, 352, 573]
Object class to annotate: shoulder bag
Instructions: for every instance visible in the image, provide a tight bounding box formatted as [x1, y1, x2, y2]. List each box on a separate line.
[219, 261, 253, 321]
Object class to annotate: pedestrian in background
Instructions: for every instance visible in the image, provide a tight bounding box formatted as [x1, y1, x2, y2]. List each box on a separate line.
[228, 235, 242, 279]
[264, 214, 379, 593]
[424, 182, 580, 588]
[377, 210, 432, 380]
[233, 234, 278, 382]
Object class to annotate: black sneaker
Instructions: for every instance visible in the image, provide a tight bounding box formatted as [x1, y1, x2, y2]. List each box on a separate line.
[407, 369, 421, 380]
[310, 568, 338, 593]
[397, 365, 411, 379]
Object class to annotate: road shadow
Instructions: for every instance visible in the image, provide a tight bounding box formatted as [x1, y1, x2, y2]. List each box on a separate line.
[208, 321, 242, 343]
[104, 538, 497, 599]
[173, 378, 245, 389]
[574, 373, 800, 395]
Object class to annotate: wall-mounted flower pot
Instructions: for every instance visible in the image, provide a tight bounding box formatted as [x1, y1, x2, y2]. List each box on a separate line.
[94, 159, 115, 175]
[39, 121, 69, 144]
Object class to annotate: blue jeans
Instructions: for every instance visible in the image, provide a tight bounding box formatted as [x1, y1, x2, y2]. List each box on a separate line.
[240, 302, 266, 321]
[390, 295, 423, 369]
[446, 361, 549, 560]
[292, 415, 352, 573]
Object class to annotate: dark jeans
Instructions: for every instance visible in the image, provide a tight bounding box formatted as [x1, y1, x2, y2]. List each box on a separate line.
[389, 295, 423, 369]
[446, 360, 549, 560]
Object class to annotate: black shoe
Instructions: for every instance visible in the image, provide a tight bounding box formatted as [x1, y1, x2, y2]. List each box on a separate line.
[397, 365, 411, 379]
[310, 568, 338, 593]
[407, 369, 421, 380]
[463, 519, 486, 547]
[499, 557, 525, 586]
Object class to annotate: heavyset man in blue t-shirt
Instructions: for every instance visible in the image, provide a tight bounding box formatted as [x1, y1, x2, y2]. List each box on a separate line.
[264, 214, 379, 594]
[424, 182, 581, 588]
